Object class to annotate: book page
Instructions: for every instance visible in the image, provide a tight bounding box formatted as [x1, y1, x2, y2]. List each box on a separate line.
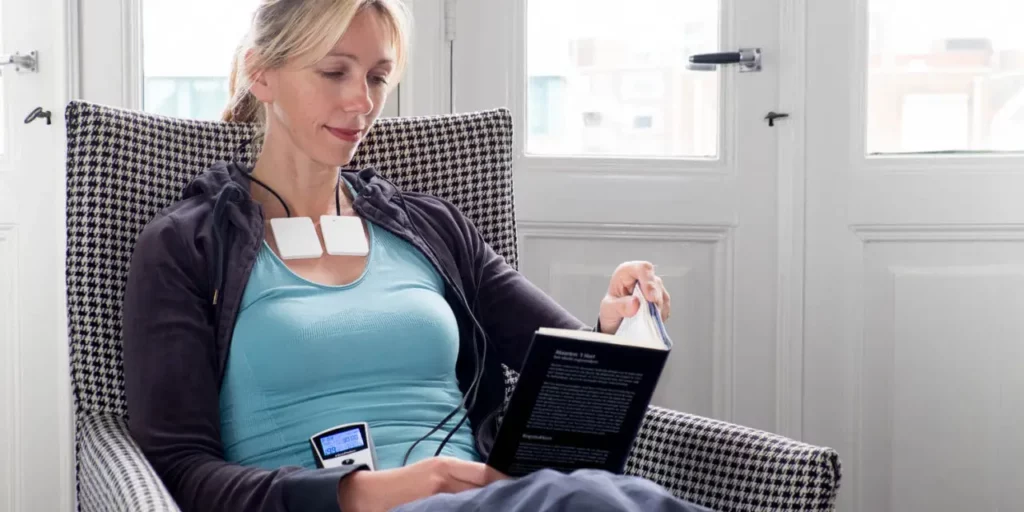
[614, 283, 664, 347]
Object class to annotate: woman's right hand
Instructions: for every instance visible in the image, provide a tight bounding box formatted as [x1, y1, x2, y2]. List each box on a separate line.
[337, 456, 508, 512]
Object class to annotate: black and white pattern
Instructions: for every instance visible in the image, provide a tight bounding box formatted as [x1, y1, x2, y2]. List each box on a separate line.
[499, 368, 842, 511]
[78, 413, 177, 512]
[65, 101, 841, 511]
[65, 101, 519, 422]
[624, 407, 842, 511]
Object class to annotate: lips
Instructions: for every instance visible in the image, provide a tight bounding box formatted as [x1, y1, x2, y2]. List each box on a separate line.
[326, 126, 363, 143]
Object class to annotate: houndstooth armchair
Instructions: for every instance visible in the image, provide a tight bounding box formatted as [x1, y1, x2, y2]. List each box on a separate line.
[65, 100, 841, 512]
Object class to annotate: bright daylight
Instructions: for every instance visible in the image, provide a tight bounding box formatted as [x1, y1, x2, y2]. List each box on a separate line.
[2, 0, 1022, 511]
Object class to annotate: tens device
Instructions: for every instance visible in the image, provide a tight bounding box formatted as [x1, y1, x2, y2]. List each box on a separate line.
[232, 157, 486, 465]
[310, 422, 379, 470]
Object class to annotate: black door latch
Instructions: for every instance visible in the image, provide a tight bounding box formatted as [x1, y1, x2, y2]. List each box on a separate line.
[764, 111, 789, 127]
[24, 106, 51, 125]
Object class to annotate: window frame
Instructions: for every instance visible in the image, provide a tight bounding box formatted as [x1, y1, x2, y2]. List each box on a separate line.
[77, 0, 451, 118]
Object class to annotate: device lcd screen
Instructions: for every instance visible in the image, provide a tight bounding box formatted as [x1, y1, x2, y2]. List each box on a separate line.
[319, 428, 367, 458]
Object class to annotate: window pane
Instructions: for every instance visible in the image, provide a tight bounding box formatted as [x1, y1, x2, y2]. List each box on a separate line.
[142, 0, 260, 120]
[526, 0, 720, 158]
[868, 0, 1024, 154]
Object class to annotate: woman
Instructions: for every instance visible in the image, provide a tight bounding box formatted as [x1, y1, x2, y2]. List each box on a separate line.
[122, 1, 708, 511]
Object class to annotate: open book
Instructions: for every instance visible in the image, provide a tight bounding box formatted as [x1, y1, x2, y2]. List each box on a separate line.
[486, 284, 671, 476]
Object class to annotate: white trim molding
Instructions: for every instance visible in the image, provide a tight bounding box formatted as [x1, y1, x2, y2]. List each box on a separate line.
[0, 226, 19, 512]
[78, 0, 143, 108]
[851, 224, 1024, 243]
[775, 0, 808, 441]
[65, 0, 82, 99]
[396, 0, 451, 116]
[121, 0, 143, 109]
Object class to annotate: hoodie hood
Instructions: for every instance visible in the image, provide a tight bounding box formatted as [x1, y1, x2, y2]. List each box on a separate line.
[184, 161, 397, 203]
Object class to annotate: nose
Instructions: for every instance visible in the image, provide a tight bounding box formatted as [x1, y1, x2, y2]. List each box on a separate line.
[342, 78, 373, 115]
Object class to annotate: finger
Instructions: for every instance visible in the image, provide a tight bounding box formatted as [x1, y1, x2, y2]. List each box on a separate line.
[610, 261, 655, 295]
[661, 288, 671, 321]
[646, 275, 665, 306]
[604, 294, 641, 320]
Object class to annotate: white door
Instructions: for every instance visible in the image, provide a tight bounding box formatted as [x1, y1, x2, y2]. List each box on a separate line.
[804, 1, 1024, 511]
[453, 0, 795, 433]
[0, 0, 74, 510]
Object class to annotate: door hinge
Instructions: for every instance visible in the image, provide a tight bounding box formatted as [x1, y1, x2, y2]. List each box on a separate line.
[444, 0, 456, 42]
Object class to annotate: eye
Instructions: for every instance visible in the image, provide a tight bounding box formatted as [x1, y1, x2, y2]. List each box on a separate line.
[319, 70, 346, 80]
[370, 75, 390, 86]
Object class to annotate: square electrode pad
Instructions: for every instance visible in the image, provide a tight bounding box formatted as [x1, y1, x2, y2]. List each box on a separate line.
[269, 217, 324, 260]
[320, 215, 369, 257]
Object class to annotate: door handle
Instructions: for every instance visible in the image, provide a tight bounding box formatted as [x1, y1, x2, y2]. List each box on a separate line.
[0, 51, 38, 74]
[688, 48, 761, 73]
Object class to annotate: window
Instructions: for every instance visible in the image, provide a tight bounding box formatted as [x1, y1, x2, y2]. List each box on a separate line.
[144, 77, 231, 120]
[528, 76, 567, 136]
[526, 0, 720, 158]
[142, 0, 260, 120]
[867, 0, 1024, 154]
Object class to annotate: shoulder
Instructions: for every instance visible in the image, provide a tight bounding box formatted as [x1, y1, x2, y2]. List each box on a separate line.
[131, 162, 241, 275]
[399, 190, 483, 244]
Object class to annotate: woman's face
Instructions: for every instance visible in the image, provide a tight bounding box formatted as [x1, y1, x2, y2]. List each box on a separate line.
[252, 9, 396, 167]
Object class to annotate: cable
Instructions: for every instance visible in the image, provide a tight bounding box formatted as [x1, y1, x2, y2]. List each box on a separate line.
[238, 172, 293, 218]
[231, 158, 488, 466]
[389, 181, 489, 466]
[236, 166, 345, 218]
[433, 289, 487, 456]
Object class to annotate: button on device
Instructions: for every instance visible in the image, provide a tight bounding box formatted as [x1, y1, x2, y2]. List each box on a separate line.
[342, 459, 355, 465]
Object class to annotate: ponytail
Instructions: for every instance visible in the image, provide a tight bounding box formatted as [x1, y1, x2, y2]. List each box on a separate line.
[221, 47, 264, 125]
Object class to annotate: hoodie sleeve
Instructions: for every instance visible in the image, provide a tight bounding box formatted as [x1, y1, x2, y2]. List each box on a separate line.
[442, 203, 590, 371]
[121, 212, 363, 512]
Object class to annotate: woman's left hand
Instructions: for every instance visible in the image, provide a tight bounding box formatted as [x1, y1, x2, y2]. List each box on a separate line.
[598, 261, 671, 335]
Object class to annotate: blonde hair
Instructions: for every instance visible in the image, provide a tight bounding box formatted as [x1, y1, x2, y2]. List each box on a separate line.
[222, 0, 410, 125]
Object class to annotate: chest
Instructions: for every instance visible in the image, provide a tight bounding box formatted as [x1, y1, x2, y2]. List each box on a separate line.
[263, 219, 371, 287]
[233, 223, 461, 387]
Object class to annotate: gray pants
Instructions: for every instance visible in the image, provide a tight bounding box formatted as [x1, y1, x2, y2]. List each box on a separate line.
[394, 469, 714, 512]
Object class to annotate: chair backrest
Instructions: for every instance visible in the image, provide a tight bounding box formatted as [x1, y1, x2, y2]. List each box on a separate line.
[65, 100, 517, 421]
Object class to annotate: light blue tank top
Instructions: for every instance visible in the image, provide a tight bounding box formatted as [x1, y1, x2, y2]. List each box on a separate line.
[219, 214, 481, 471]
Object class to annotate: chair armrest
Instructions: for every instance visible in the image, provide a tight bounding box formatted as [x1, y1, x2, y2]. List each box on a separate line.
[78, 413, 180, 512]
[625, 406, 842, 512]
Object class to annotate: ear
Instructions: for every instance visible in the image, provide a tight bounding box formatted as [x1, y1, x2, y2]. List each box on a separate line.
[245, 49, 274, 103]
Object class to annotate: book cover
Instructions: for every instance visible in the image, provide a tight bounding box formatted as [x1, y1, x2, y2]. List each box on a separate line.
[486, 288, 671, 476]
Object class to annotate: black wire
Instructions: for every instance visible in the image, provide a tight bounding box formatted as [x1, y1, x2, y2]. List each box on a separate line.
[431, 291, 488, 457]
[236, 167, 345, 218]
[335, 173, 343, 216]
[232, 162, 485, 465]
[238, 172, 293, 218]
[391, 183, 489, 466]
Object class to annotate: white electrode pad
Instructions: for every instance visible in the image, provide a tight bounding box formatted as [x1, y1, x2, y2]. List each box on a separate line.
[269, 217, 324, 260]
[320, 215, 369, 257]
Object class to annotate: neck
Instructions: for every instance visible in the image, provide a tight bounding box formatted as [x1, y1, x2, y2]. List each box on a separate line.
[250, 126, 350, 219]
